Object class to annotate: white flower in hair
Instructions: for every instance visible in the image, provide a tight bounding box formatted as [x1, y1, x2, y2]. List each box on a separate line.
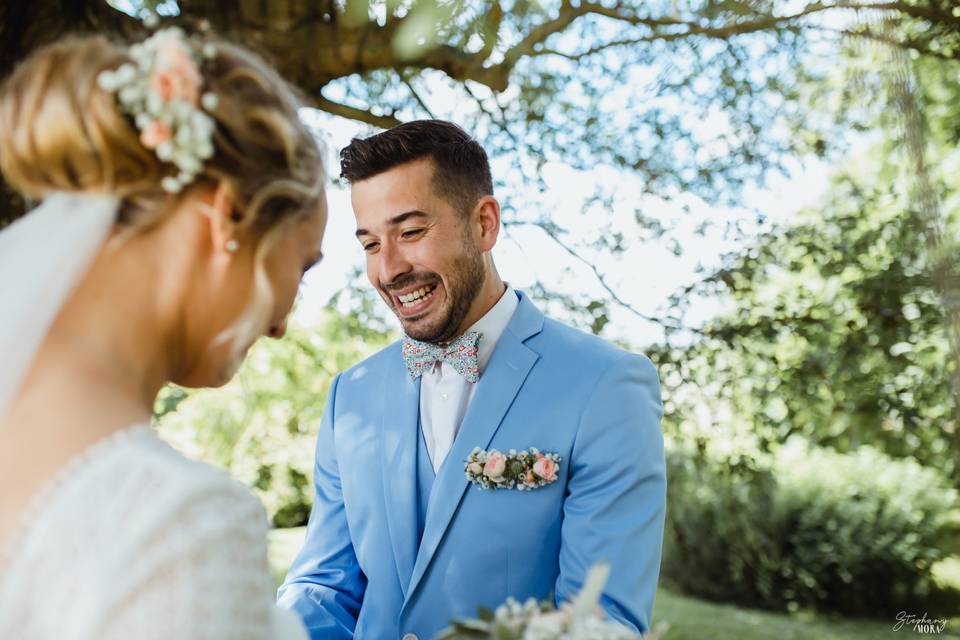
[98, 27, 218, 193]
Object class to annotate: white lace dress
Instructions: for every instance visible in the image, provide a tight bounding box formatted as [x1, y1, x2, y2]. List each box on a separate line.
[0, 424, 307, 640]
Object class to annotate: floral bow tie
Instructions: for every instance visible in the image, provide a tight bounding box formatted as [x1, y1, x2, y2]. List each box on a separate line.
[402, 331, 482, 383]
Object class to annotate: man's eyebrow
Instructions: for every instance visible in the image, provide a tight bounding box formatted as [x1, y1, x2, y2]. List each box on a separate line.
[355, 210, 429, 238]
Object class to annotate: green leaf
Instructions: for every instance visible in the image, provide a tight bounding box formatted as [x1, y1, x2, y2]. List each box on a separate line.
[342, 0, 370, 28]
[392, 0, 455, 60]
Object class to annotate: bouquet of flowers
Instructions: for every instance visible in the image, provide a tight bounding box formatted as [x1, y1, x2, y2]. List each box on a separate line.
[436, 564, 667, 640]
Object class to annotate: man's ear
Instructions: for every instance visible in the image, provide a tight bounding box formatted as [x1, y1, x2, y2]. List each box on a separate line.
[203, 181, 240, 255]
[473, 195, 501, 253]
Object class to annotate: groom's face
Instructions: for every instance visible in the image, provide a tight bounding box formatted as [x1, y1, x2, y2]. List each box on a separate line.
[352, 157, 486, 343]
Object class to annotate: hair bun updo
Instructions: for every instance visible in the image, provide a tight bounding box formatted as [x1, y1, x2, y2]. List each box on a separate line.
[0, 36, 165, 198]
[0, 31, 325, 226]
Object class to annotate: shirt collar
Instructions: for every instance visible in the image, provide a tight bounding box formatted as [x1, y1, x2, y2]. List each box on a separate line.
[465, 284, 518, 373]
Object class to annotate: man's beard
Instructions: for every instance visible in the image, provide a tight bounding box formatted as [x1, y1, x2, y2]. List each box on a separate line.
[388, 244, 485, 344]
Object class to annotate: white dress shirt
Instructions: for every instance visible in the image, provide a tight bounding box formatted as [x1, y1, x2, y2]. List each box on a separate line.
[419, 285, 519, 472]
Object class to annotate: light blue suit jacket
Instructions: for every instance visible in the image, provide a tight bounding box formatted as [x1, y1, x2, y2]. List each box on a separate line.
[278, 291, 666, 640]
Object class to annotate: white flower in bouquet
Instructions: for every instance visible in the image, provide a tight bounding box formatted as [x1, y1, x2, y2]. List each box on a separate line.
[437, 564, 667, 640]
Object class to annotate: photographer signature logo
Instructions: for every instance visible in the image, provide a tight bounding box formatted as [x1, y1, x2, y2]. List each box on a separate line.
[894, 611, 948, 634]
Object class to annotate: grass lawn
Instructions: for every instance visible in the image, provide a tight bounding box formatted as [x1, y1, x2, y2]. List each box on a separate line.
[653, 589, 959, 639]
[269, 527, 960, 639]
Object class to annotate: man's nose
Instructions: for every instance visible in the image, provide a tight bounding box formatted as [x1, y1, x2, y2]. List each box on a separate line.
[378, 240, 412, 288]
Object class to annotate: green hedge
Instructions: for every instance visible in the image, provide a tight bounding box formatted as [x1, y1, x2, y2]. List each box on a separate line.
[156, 312, 392, 527]
[662, 437, 960, 616]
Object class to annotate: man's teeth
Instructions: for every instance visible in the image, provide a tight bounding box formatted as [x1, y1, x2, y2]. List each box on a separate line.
[399, 285, 436, 307]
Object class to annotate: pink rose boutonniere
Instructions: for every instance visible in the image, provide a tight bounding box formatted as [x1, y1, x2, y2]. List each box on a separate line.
[465, 447, 562, 490]
[533, 455, 557, 483]
[483, 451, 507, 480]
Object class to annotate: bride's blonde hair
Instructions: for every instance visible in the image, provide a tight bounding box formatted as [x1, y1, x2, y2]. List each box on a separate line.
[0, 33, 326, 363]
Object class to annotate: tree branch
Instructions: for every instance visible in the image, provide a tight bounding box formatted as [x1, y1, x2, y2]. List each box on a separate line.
[173, 0, 958, 127]
[828, 2, 960, 29]
[832, 26, 959, 61]
[400, 71, 437, 119]
[488, 1, 958, 80]
[462, 82, 520, 147]
[476, 1, 504, 61]
[313, 95, 402, 128]
[505, 219, 688, 331]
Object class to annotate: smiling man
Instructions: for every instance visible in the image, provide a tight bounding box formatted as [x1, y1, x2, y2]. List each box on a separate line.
[277, 120, 667, 640]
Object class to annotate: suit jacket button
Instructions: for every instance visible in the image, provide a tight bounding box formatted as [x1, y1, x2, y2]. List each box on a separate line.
[402, 634, 418, 640]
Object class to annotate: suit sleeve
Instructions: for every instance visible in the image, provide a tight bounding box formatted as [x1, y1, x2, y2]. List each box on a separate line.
[555, 353, 666, 633]
[277, 374, 367, 640]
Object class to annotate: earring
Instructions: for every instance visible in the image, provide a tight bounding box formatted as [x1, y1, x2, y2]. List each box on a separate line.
[225, 239, 239, 253]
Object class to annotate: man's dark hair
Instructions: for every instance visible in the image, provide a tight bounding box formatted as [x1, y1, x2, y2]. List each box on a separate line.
[340, 120, 494, 215]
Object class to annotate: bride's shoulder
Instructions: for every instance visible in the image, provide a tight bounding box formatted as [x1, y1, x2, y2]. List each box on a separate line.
[60, 424, 270, 571]
[0, 425, 274, 640]
[116, 424, 266, 520]
[2, 424, 269, 600]
[56, 423, 270, 542]
[124, 425, 239, 484]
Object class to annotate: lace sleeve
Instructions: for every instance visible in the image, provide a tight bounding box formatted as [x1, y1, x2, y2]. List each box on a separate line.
[92, 482, 278, 640]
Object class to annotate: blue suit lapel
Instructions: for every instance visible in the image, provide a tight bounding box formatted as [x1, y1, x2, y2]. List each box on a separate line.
[380, 353, 421, 599]
[404, 292, 544, 603]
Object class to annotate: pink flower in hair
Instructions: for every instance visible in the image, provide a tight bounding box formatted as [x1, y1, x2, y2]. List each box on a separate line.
[140, 120, 172, 149]
[150, 37, 201, 104]
[98, 27, 218, 193]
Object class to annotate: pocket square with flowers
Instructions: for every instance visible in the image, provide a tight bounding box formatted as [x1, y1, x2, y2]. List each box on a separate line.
[465, 447, 561, 490]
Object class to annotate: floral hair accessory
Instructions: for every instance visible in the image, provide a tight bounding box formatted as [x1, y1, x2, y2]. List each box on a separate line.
[97, 27, 218, 193]
[465, 447, 561, 491]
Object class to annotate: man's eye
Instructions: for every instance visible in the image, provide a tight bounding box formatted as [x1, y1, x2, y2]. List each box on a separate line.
[401, 229, 424, 239]
[363, 242, 380, 252]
